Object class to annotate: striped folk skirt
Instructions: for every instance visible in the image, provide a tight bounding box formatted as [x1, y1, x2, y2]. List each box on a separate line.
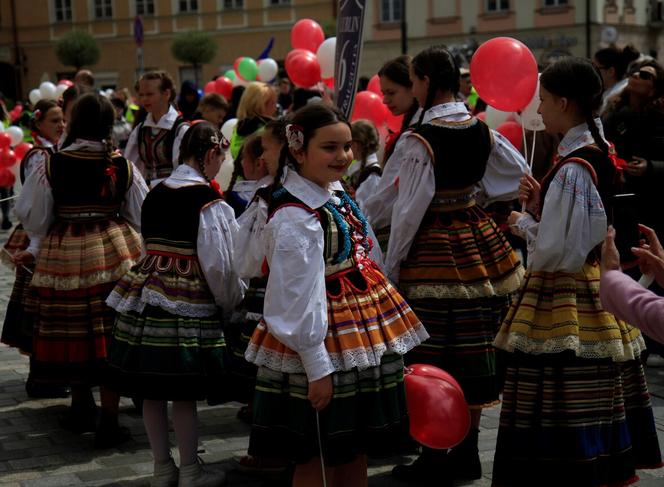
[1, 225, 35, 354]
[492, 351, 662, 487]
[27, 218, 142, 386]
[248, 353, 410, 467]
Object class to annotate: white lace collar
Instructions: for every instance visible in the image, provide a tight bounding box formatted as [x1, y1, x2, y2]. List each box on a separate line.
[557, 118, 608, 158]
[163, 164, 206, 187]
[282, 170, 344, 209]
[421, 102, 470, 125]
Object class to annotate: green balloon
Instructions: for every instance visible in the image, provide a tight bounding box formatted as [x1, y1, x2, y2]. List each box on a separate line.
[224, 69, 236, 80]
[238, 57, 258, 81]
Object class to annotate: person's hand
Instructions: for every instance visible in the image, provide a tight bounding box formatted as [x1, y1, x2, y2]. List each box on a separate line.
[508, 211, 524, 235]
[518, 174, 541, 215]
[308, 374, 333, 411]
[601, 226, 621, 272]
[12, 250, 34, 266]
[624, 156, 648, 177]
[631, 224, 664, 287]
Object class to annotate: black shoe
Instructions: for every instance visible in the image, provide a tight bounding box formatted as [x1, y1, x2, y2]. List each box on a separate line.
[59, 406, 98, 434]
[131, 396, 143, 415]
[94, 424, 131, 449]
[25, 378, 70, 399]
[391, 449, 452, 486]
[236, 405, 252, 424]
[448, 428, 482, 481]
[1, 220, 12, 230]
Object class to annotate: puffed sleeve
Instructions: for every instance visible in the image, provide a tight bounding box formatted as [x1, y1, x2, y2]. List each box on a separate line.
[123, 126, 142, 175]
[476, 130, 528, 207]
[512, 212, 539, 268]
[384, 137, 435, 283]
[355, 172, 381, 213]
[262, 206, 334, 382]
[22, 149, 47, 180]
[197, 199, 246, 310]
[233, 196, 269, 279]
[530, 163, 607, 272]
[14, 163, 53, 239]
[171, 123, 190, 170]
[120, 162, 149, 233]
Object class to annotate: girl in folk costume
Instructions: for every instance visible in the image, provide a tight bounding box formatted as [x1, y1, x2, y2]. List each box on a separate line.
[14, 93, 147, 447]
[493, 57, 662, 487]
[1, 100, 66, 398]
[242, 103, 428, 486]
[363, 55, 420, 251]
[225, 133, 268, 218]
[347, 119, 381, 210]
[124, 71, 189, 186]
[387, 46, 526, 484]
[106, 122, 244, 487]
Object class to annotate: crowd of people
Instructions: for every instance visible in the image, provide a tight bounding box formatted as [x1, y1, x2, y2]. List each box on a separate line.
[0, 41, 664, 487]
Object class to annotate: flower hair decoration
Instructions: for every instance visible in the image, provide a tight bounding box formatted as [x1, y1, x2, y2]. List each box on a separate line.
[33, 109, 42, 120]
[286, 124, 304, 151]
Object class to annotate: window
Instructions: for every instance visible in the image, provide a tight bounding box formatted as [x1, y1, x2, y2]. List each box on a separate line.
[179, 0, 198, 12]
[136, 0, 154, 16]
[54, 0, 72, 22]
[269, 0, 290, 5]
[224, 0, 243, 8]
[94, 0, 113, 19]
[487, 0, 510, 12]
[543, 0, 567, 6]
[381, 0, 402, 22]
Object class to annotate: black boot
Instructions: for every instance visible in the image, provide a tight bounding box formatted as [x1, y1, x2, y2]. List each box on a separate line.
[391, 446, 452, 486]
[448, 427, 482, 481]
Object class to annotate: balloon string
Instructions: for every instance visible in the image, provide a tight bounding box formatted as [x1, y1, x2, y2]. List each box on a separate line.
[521, 123, 528, 167]
[529, 130, 537, 171]
[0, 195, 18, 203]
[316, 410, 328, 487]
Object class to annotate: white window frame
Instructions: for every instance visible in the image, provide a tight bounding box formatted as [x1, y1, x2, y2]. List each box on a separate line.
[92, 0, 113, 19]
[381, 0, 402, 23]
[486, 0, 510, 12]
[135, 0, 155, 16]
[178, 0, 199, 13]
[52, 0, 73, 22]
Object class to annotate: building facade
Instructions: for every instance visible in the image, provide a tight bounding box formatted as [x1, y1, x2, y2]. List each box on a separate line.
[0, 0, 663, 101]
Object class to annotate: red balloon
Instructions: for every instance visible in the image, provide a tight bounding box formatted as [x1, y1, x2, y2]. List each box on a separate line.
[291, 19, 325, 53]
[367, 74, 382, 96]
[0, 148, 16, 169]
[285, 49, 312, 75]
[286, 51, 321, 88]
[0, 168, 15, 188]
[386, 111, 404, 133]
[58, 79, 74, 87]
[0, 133, 11, 149]
[13, 142, 32, 161]
[470, 37, 538, 112]
[233, 56, 246, 79]
[407, 363, 463, 392]
[322, 77, 335, 89]
[214, 77, 233, 99]
[352, 91, 387, 129]
[405, 373, 470, 449]
[476, 111, 486, 121]
[204, 81, 216, 94]
[496, 120, 524, 151]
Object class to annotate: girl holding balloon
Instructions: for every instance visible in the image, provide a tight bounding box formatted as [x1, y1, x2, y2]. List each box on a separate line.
[363, 55, 420, 251]
[494, 57, 662, 486]
[242, 103, 428, 486]
[1, 99, 66, 397]
[386, 45, 526, 484]
[124, 70, 189, 186]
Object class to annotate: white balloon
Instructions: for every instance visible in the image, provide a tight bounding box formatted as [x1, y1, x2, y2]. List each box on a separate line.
[221, 118, 238, 144]
[257, 58, 278, 83]
[6, 126, 23, 146]
[29, 89, 42, 105]
[485, 105, 511, 129]
[316, 37, 336, 79]
[56, 84, 68, 97]
[233, 76, 248, 87]
[515, 74, 545, 132]
[39, 81, 58, 100]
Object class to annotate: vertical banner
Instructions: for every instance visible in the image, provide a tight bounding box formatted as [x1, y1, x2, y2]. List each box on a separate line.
[335, 0, 367, 120]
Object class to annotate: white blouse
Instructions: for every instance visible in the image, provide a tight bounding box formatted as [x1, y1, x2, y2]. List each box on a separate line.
[354, 152, 381, 213]
[123, 105, 189, 183]
[512, 122, 608, 272]
[246, 170, 383, 381]
[15, 140, 148, 254]
[384, 102, 528, 283]
[363, 109, 421, 230]
[161, 164, 246, 310]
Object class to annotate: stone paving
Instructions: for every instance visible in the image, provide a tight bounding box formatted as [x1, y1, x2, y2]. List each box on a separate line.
[0, 224, 663, 486]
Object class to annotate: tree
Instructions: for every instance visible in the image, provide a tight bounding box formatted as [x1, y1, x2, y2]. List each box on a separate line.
[171, 31, 218, 86]
[55, 30, 101, 71]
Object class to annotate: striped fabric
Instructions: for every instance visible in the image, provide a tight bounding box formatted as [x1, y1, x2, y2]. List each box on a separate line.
[492, 351, 662, 486]
[1, 225, 34, 354]
[107, 304, 227, 401]
[248, 353, 410, 466]
[399, 204, 524, 300]
[245, 262, 428, 374]
[406, 295, 511, 408]
[494, 262, 646, 361]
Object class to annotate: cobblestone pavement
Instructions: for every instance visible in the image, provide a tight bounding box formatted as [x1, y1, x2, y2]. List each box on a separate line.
[0, 226, 663, 486]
